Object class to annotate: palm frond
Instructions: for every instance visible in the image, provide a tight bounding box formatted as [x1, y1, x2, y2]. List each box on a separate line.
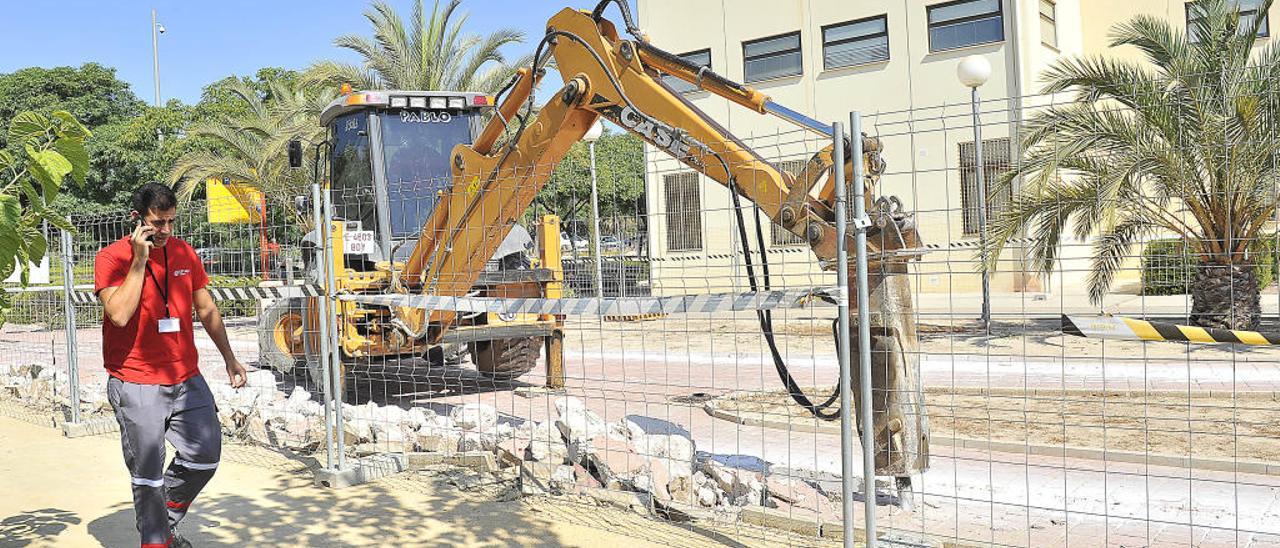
[313, 0, 529, 93]
[1086, 221, 1149, 304]
[989, 0, 1280, 303]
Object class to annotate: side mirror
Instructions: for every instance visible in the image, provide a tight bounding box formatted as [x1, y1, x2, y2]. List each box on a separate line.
[288, 139, 303, 168]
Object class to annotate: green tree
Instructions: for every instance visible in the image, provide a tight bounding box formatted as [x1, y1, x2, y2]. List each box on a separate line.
[536, 130, 644, 228]
[0, 64, 162, 212]
[306, 0, 532, 93]
[168, 78, 334, 227]
[0, 64, 141, 145]
[0, 110, 90, 317]
[194, 67, 303, 122]
[983, 0, 1280, 329]
[67, 101, 194, 214]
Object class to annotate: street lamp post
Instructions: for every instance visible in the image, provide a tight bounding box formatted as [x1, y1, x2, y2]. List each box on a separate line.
[151, 9, 165, 107]
[958, 55, 992, 331]
[583, 121, 605, 297]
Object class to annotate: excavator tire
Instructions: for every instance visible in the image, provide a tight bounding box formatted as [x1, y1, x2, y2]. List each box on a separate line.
[469, 337, 540, 380]
[467, 246, 540, 380]
[258, 297, 306, 374]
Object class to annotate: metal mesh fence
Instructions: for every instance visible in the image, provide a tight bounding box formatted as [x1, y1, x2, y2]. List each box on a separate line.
[4, 82, 1280, 547]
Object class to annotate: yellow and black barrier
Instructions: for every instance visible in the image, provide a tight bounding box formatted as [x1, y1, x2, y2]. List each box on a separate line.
[1062, 314, 1280, 346]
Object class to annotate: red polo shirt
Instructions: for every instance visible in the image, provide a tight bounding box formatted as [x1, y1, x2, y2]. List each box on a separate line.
[94, 236, 209, 384]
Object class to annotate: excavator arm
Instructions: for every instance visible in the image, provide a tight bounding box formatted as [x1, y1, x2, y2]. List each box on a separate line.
[398, 2, 929, 478]
[401, 5, 919, 295]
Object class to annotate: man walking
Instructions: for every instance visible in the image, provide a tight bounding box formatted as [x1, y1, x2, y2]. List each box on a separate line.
[95, 182, 248, 547]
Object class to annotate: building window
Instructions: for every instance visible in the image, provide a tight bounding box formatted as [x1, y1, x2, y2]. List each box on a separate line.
[664, 172, 703, 252]
[959, 138, 1011, 236]
[927, 0, 1005, 52]
[770, 160, 808, 246]
[1186, 0, 1269, 40]
[822, 15, 890, 70]
[661, 49, 712, 94]
[743, 32, 803, 82]
[1040, 0, 1058, 48]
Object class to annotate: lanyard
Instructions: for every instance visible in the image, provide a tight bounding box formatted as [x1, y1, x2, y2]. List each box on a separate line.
[145, 247, 171, 318]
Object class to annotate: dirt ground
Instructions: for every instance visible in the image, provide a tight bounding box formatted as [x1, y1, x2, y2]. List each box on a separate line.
[0, 415, 825, 548]
[716, 389, 1280, 462]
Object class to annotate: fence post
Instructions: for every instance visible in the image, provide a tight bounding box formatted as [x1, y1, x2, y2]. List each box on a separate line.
[311, 183, 336, 470]
[832, 122, 854, 546]
[589, 140, 605, 297]
[846, 113, 880, 546]
[829, 117, 870, 545]
[321, 187, 347, 469]
[60, 227, 81, 426]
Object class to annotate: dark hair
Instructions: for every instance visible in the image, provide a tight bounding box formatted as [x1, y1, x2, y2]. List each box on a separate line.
[131, 182, 177, 216]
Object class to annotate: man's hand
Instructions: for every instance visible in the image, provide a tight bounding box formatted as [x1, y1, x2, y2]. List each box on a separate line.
[226, 359, 248, 389]
[130, 222, 155, 264]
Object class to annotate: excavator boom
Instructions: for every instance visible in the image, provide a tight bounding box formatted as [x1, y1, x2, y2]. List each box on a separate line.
[398, 2, 929, 478]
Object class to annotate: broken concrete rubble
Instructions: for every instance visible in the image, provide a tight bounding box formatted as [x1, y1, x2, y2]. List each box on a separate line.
[415, 427, 460, 454]
[527, 421, 569, 464]
[450, 402, 498, 431]
[404, 407, 434, 431]
[667, 470, 695, 504]
[458, 431, 499, 452]
[520, 461, 577, 495]
[765, 474, 827, 513]
[244, 370, 276, 392]
[704, 460, 762, 500]
[697, 486, 718, 507]
[553, 396, 607, 444]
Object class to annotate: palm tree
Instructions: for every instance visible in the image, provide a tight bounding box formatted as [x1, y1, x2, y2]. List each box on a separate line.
[984, 0, 1280, 330]
[168, 79, 334, 228]
[306, 0, 532, 93]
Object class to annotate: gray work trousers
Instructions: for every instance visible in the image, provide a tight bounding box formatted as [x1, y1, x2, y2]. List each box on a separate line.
[107, 374, 221, 547]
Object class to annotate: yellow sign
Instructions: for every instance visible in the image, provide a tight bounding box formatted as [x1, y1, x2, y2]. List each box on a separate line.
[465, 176, 481, 196]
[207, 178, 263, 224]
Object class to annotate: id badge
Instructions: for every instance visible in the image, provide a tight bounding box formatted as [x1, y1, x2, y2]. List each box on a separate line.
[158, 317, 180, 333]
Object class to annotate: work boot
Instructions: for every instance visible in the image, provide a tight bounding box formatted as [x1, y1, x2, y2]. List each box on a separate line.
[170, 528, 193, 548]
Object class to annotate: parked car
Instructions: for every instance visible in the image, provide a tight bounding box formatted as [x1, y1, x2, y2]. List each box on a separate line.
[559, 235, 590, 252]
[600, 235, 625, 251]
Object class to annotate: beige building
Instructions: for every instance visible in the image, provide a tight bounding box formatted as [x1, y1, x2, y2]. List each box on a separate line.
[634, 0, 1279, 296]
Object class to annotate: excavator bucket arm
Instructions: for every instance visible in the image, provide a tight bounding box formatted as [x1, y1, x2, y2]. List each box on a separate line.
[397, 3, 929, 477]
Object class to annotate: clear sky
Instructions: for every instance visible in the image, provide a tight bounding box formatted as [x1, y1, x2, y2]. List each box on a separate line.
[0, 0, 638, 106]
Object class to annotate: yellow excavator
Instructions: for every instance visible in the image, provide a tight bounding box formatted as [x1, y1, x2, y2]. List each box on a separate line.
[261, 0, 929, 480]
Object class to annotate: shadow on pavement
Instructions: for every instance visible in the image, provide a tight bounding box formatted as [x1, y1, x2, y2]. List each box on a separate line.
[0, 508, 82, 547]
[86, 472, 569, 547]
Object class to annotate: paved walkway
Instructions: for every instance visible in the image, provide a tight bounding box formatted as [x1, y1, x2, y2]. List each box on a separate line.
[0, 415, 698, 547]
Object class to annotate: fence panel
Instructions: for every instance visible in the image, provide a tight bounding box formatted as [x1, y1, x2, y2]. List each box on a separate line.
[4, 85, 1280, 547]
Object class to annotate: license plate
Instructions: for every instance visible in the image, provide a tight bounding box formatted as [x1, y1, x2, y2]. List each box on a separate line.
[344, 230, 375, 255]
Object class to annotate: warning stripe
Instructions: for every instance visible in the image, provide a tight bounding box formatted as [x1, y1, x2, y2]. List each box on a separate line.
[1063, 314, 1280, 346]
[586, 247, 810, 263]
[66, 283, 838, 316]
[921, 237, 1042, 250]
[340, 287, 840, 316]
[66, 284, 322, 305]
[605, 237, 1046, 263]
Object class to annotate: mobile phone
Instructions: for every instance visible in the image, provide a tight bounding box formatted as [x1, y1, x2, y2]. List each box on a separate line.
[137, 220, 154, 242]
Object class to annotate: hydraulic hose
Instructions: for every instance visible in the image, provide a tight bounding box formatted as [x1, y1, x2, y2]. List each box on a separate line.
[727, 183, 843, 421]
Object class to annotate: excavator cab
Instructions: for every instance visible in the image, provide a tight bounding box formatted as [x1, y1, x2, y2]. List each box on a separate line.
[319, 90, 496, 264]
[258, 89, 566, 390]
